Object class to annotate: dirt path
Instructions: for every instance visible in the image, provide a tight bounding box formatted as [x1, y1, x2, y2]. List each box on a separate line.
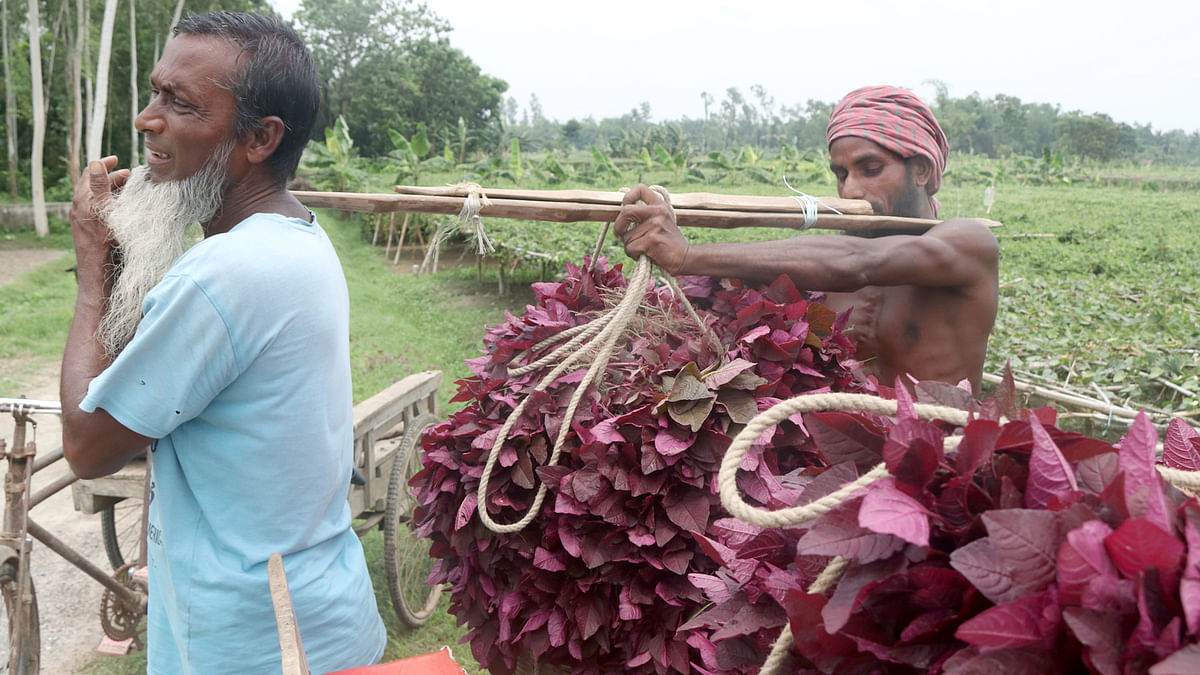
[3, 249, 122, 674]
[0, 249, 69, 286]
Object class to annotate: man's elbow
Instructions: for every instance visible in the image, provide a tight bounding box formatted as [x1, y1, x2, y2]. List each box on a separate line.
[63, 432, 117, 479]
[61, 415, 148, 479]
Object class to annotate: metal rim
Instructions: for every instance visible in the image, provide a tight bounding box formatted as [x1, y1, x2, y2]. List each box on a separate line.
[383, 412, 443, 628]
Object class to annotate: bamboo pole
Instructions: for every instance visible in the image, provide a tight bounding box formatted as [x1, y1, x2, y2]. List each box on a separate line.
[291, 190, 1003, 233]
[391, 184, 876, 215]
[395, 213, 410, 262]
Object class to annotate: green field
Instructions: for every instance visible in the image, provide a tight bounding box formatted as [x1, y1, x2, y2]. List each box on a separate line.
[1, 162, 1197, 672]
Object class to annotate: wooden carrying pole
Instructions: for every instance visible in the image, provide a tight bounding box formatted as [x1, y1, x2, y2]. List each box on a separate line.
[291, 185, 1003, 233]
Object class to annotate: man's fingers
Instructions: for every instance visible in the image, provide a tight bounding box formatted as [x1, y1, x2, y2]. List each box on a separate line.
[620, 184, 649, 207]
[614, 204, 663, 239]
[619, 183, 666, 208]
[109, 169, 131, 192]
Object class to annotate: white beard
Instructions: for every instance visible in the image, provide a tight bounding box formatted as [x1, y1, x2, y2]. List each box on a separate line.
[97, 140, 233, 357]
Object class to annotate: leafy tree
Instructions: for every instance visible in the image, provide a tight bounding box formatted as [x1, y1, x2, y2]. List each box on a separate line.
[296, 0, 505, 159]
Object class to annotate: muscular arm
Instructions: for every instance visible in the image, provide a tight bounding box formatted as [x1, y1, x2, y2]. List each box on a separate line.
[61, 157, 153, 479]
[615, 184, 998, 293]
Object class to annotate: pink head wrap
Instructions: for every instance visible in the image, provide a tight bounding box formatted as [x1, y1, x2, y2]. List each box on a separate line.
[826, 85, 949, 216]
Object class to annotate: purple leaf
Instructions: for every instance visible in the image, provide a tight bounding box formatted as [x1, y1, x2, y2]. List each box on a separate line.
[806, 411, 886, 470]
[858, 477, 931, 546]
[955, 591, 1056, 650]
[456, 493, 478, 531]
[1076, 452, 1120, 495]
[982, 509, 1061, 595]
[1149, 641, 1200, 675]
[822, 557, 904, 633]
[688, 573, 733, 604]
[796, 505, 906, 563]
[1104, 518, 1185, 592]
[894, 378, 917, 423]
[1182, 504, 1200, 634]
[941, 646, 1057, 674]
[956, 419, 1000, 477]
[1024, 411, 1077, 509]
[534, 547, 568, 572]
[950, 538, 1018, 604]
[702, 358, 758, 388]
[663, 486, 711, 533]
[574, 593, 608, 640]
[1119, 412, 1173, 533]
[1163, 418, 1200, 471]
[1062, 607, 1122, 675]
[1057, 519, 1118, 606]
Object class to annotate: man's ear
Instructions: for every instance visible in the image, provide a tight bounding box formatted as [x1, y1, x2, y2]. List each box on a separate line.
[243, 116, 286, 166]
[910, 155, 935, 189]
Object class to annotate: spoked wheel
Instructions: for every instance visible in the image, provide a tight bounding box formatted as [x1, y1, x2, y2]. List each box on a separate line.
[383, 412, 442, 628]
[0, 561, 40, 674]
[100, 498, 144, 570]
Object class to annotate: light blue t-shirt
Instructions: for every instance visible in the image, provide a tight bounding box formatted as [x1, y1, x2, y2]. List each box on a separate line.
[81, 213, 385, 674]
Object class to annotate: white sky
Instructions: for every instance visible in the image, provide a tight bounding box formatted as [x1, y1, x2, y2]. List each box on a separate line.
[269, 0, 1200, 134]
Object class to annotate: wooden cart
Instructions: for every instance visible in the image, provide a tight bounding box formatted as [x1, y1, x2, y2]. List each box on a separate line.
[70, 369, 446, 628]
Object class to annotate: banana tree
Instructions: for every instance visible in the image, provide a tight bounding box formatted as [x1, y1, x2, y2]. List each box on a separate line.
[388, 123, 432, 185]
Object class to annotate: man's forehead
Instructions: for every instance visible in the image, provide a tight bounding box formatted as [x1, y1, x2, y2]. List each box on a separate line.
[150, 34, 240, 88]
[829, 137, 899, 167]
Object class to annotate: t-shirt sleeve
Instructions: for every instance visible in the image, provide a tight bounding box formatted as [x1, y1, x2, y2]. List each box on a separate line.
[80, 274, 240, 439]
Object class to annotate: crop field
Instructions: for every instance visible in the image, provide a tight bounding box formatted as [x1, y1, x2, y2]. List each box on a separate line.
[2, 157, 1198, 673]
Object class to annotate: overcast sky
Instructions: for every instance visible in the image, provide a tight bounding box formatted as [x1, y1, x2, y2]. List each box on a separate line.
[269, 0, 1200, 134]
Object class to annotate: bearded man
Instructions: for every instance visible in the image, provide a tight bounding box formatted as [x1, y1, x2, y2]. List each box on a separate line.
[60, 12, 385, 673]
[616, 85, 999, 392]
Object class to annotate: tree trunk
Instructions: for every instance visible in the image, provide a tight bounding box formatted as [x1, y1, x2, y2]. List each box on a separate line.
[86, 0, 119, 161]
[69, 0, 84, 180]
[165, 0, 183, 45]
[3, 0, 18, 201]
[28, 0, 48, 236]
[129, 0, 139, 164]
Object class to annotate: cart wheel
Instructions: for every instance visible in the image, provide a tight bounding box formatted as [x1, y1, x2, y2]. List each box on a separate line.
[100, 498, 144, 570]
[383, 412, 442, 628]
[0, 561, 40, 673]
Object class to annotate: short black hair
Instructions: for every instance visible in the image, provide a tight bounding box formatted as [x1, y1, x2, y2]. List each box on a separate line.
[174, 11, 319, 185]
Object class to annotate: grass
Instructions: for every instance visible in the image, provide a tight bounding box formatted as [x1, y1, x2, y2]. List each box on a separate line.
[2, 161, 1197, 672]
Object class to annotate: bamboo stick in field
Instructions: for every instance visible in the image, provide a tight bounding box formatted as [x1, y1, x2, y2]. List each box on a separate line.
[291, 190, 1003, 233]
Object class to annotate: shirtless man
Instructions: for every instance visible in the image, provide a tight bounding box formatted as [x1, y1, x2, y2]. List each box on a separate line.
[615, 85, 999, 392]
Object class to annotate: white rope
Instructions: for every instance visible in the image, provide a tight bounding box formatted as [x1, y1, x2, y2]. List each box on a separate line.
[453, 183, 494, 254]
[718, 393, 971, 529]
[783, 176, 843, 230]
[758, 556, 849, 675]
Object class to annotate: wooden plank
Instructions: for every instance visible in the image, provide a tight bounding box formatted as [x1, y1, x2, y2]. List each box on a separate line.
[352, 370, 443, 437]
[70, 459, 148, 514]
[391, 184, 876, 215]
[268, 552, 311, 675]
[292, 191, 1002, 232]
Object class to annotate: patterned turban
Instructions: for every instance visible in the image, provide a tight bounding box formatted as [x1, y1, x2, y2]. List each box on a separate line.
[827, 85, 949, 216]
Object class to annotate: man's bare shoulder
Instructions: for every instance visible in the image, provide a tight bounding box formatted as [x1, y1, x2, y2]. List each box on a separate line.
[924, 217, 999, 257]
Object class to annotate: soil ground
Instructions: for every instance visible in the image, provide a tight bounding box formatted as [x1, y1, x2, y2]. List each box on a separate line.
[2, 248, 120, 674]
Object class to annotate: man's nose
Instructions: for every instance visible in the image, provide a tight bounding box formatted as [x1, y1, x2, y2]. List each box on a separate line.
[840, 175, 866, 200]
[134, 104, 161, 135]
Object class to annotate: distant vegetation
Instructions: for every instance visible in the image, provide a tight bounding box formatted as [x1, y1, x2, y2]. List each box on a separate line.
[2, 0, 1197, 205]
